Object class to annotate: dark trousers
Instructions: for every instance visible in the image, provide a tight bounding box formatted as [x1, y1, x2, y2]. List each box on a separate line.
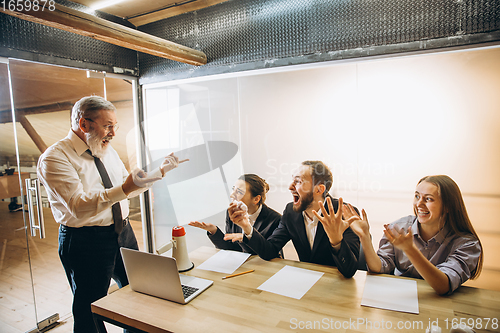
[59, 222, 138, 333]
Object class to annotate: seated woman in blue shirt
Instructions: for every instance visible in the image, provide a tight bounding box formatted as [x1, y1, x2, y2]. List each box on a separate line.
[189, 174, 281, 254]
[347, 175, 483, 295]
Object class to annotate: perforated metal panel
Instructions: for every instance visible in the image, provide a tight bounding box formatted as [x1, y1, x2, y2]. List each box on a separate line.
[0, 0, 137, 72]
[139, 0, 500, 83]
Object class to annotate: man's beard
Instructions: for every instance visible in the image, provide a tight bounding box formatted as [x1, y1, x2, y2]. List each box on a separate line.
[293, 190, 314, 212]
[85, 130, 112, 159]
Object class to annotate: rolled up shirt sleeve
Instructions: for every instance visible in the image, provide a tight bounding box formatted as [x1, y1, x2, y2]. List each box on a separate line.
[376, 236, 398, 274]
[436, 237, 481, 294]
[37, 131, 135, 227]
[38, 149, 127, 221]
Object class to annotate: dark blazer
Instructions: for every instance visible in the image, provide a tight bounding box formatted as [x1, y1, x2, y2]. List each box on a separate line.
[243, 196, 360, 278]
[208, 204, 281, 254]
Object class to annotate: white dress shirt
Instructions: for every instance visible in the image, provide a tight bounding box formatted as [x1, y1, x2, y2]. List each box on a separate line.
[37, 130, 148, 227]
[302, 211, 319, 249]
[248, 204, 263, 227]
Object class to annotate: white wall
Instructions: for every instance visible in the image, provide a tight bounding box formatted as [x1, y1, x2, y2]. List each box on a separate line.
[144, 45, 500, 289]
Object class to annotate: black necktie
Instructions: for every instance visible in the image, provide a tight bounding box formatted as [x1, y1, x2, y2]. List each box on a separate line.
[88, 150, 124, 234]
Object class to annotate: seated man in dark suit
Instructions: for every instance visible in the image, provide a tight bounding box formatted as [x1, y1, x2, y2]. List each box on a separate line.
[225, 160, 360, 278]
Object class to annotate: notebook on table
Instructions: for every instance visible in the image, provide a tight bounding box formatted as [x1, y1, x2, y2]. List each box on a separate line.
[120, 248, 213, 304]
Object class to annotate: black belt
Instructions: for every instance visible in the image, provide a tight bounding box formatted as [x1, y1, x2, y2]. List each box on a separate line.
[60, 217, 129, 232]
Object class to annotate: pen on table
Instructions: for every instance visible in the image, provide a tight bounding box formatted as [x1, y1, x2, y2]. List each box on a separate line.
[222, 269, 254, 280]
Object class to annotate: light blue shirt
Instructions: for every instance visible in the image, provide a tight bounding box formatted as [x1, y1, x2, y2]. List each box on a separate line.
[375, 215, 481, 294]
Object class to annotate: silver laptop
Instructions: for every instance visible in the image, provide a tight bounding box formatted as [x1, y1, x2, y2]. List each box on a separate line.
[120, 248, 213, 304]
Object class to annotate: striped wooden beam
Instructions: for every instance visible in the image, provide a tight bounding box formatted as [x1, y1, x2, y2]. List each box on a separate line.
[2, 3, 207, 66]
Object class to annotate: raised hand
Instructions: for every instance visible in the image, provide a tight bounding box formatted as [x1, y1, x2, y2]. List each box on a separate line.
[130, 168, 162, 188]
[313, 197, 356, 246]
[228, 202, 252, 235]
[160, 153, 189, 176]
[344, 205, 370, 241]
[188, 221, 217, 235]
[383, 224, 414, 252]
[123, 169, 160, 195]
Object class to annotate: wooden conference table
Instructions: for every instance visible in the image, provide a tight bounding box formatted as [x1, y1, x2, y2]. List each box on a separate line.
[92, 247, 500, 333]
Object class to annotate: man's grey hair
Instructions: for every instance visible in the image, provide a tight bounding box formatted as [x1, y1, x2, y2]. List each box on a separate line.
[71, 96, 116, 130]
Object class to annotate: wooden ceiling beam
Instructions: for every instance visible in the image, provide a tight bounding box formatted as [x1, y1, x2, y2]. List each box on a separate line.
[0, 100, 133, 124]
[18, 114, 48, 154]
[0, 102, 74, 123]
[2, 3, 207, 66]
[18, 102, 74, 116]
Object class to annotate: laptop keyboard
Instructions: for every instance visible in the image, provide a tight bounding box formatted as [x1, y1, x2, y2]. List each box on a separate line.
[182, 285, 199, 299]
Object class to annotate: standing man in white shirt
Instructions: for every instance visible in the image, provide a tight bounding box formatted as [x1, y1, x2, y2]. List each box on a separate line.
[37, 96, 184, 333]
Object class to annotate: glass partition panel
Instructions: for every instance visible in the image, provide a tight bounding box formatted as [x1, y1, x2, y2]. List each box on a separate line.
[104, 75, 145, 249]
[144, 46, 500, 291]
[0, 60, 38, 332]
[143, 79, 244, 252]
[8, 59, 107, 330]
[1, 58, 142, 331]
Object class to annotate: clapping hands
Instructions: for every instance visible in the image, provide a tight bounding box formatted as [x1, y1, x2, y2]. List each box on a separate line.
[383, 224, 414, 251]
[343, 204, 371, 241]
[344, 205, 414, 251]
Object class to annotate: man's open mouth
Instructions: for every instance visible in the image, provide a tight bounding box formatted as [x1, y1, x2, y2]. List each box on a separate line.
[101, 136, 113, 145]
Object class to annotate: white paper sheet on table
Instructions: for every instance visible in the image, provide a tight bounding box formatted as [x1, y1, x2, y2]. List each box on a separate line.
[361, 275, 419, 314]
[197, 250, 251, 274]
[257, 265, 324, 300]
